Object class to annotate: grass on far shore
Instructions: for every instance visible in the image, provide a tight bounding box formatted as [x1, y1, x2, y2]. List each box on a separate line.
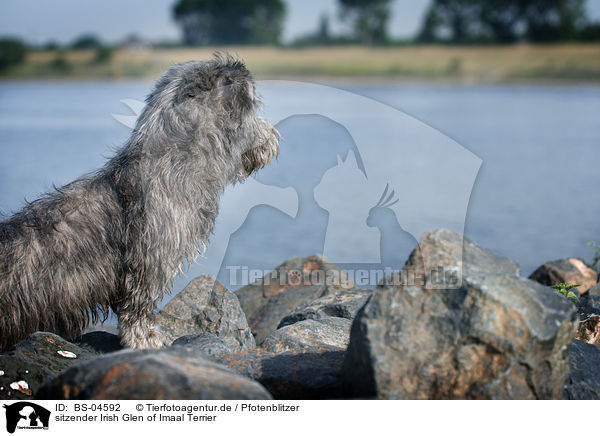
[2, 43, 600, 84]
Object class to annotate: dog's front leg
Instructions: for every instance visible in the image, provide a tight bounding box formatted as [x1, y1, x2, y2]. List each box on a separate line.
[118, 270, 165, 349]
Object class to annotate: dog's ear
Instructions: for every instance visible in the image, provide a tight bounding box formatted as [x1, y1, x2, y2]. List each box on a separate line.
[216, 73, 234, 89]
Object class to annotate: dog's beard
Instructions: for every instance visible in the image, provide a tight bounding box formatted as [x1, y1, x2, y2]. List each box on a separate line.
[242, 144, 275, 175]
[240, 123, 279, 177]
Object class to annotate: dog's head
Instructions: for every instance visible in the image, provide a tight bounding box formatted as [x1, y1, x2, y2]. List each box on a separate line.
[143, 54, 279, 182]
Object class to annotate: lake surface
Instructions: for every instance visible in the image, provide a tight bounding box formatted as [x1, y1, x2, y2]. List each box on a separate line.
[0, 80, 598, 305]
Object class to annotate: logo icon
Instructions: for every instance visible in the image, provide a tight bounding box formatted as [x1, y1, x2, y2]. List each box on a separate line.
[3, 402, 50, 433]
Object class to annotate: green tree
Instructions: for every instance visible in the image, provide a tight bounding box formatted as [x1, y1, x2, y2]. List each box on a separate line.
[417, 0, 589, 43]
[0, 38, 27, 71]
[480, 0, 522, 43]
[417, 7, 444, 42]
[70, 34, 102, 49]
[318, 14, 331, 42]
[580, 22, 600, 40]
[43, 40, 60, 51]
[417, 0, 483, 43]
[93, 46, 113, 64]
[522, 0, 586, 41]
[290, 14, 340, 47]
[338, 0, 393, 44]
[173, 0, 286, 46]
[49, 51, 71, 73]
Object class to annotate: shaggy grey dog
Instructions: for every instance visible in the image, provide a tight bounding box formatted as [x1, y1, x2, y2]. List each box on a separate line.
[0, 54, 279, 351]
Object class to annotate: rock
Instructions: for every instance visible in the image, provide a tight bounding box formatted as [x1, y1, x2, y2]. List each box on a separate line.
[576, 316, 600, 348]
[563, 339, 600, 400]
[36, 347, 272, 400]
[171, 333, 233, 360]
[379, 229, 520, 290]
[262, 318, 352, 353]
[0, 332, 98, 400]
[421, 228, 520, 276]
[156, 275, 255, 351]
[277, 289, 373, 328]
[343, 228, 578, 399]
[241, 285, 329, 345]
[577, 293, 600, 319]
[588, 283, 600, 297]
[575, 293, 600, 348]
[529, 258, 598, 294]
[218, 349, 345, 399]
[235, 255, 354, 344]
[76, 331, 123, 354]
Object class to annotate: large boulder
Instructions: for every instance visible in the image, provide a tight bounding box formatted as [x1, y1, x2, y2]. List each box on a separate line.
[156, 275, 255, 351]
[529, 258, 598, 294]
[36, 347, 271, 400]
[277, 288, 372, 328]
[235, 255, 354, 344]
[262, 318, 352, 353]
[414, 228, 520, 278]
[0, 332, 98, 400]
[218, 349, 346, 399]
[376, 229, 520, 290]
[343, 228, 578, 399]
[563, 339, 600, 400]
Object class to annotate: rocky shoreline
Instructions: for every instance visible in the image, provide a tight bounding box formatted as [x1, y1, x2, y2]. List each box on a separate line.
[1, 229, 599, 400]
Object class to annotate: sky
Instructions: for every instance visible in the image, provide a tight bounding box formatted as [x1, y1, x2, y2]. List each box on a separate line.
[1, 0, 600, 45]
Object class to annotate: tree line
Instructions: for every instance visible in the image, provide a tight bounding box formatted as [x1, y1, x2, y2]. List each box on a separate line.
[172, 0, 600, 45]
[418, 0, 599, 43]
[2, 0, 600, 72]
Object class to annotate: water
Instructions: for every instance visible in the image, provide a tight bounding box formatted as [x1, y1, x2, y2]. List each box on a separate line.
[0, 80, 598, 304]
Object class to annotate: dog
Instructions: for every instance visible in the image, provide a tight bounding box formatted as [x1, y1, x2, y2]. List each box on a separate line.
[0, 54, 279, 350]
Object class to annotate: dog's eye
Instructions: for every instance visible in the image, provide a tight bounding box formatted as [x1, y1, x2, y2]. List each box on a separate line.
[187, 93, 195, 98]
[220, 77, 233, 87]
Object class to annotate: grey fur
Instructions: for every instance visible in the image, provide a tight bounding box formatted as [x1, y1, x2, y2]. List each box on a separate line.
[0, 54, 279, 351]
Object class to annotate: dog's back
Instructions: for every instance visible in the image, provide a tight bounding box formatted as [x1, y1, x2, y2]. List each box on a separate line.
[0, 174, 123, 351]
